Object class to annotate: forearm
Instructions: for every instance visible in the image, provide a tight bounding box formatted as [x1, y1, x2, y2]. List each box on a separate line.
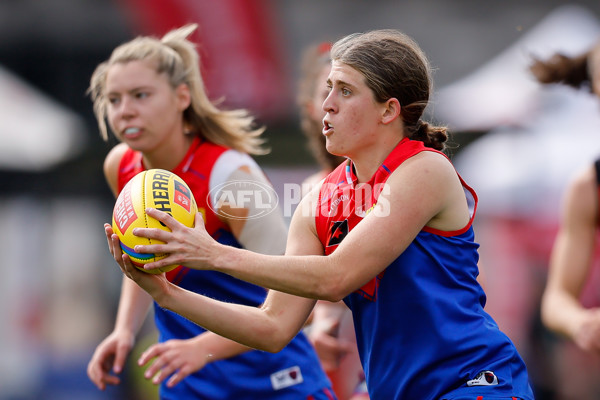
[114, 277, 153, 334]
[214, 245, 345, 301]
[192, 332, 253, 364]
[157, 284, 293, 353]
[541, 287, 588, 338]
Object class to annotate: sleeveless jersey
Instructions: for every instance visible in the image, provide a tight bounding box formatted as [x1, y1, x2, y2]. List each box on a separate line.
[118, 137, 333, 399]
[315, 138, 534, 400]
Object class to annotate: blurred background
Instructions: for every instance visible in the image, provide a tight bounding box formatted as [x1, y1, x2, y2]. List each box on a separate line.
[2, 1, 600, 399]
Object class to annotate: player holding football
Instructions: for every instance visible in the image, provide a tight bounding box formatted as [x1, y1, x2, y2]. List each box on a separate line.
[86, 24, 335, 399]
[109, 29, 535, 399]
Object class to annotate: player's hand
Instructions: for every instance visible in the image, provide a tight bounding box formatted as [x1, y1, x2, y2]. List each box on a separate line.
[573, 308, 600, 352]
[105, 223, 171, 300]
[132, 209, 222, 272]
[87, 330, 135, 390]
[309, 317, 353, 371]
[139, 338, 211, 388]
[104, 223, 122, 263]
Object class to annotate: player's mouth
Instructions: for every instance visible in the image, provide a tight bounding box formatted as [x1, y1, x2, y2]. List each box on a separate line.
[123, 127, 142, 139]
[323, 119, 333, 136]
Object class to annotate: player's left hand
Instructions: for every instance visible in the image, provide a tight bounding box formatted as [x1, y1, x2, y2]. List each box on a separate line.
[139, 337, 211, 388]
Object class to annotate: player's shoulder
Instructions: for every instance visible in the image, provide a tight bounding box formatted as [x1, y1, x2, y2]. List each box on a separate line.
[211, 149, 262, 181]
[216, 148, 257, 167]
[103, 143, 129, 172]
[103, 143, 129, 193]
[570, 163, 597, 194]
[393, 148, 454, 184]
[407, 148, 450, 167]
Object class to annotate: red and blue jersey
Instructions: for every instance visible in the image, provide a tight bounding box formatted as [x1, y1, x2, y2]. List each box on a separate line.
[316, 138, 534, 400]
[118, 137, 334, 399]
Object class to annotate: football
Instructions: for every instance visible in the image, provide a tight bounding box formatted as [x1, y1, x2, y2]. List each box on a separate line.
[112, 169, 198, 274]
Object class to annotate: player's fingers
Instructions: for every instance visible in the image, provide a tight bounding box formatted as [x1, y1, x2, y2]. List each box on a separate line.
[317, 332, 348, 354]
[104, 223, 113, 252]
[145, 355, 179, 385]
[88, 349, 113, 387]
[144, 352, 169, 380]
[326, 319, 340, 335]
[102, 374, 121, 387]
[152, 360, 180, 385]
[118, 254, 131, 276]
[134, 241, 167, 256]
[194, 212, 206, 228]
[133, 227, 171, 243]
[89, 368, 120, 390]
[112, 345, 130, 375]
[166, 366, 192, 388]
[138, 343, 163, 366]
[110, 234, 123, 262]
[142, 259, 170, 272]
[120, 254, 139, 278]
[87, 364, 104, 389]
[145, 208, 180, 229]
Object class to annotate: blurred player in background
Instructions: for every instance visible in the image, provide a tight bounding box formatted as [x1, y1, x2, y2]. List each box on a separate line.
[297, 40, 368, 400]
[86, 24, 335, 399]
[530, 40, 600, 399]
[533, 41, 600, 351]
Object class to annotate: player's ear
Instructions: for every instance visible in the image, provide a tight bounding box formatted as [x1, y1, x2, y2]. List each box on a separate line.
[381, 97, 401, 125]
[175, 83, 191, 111]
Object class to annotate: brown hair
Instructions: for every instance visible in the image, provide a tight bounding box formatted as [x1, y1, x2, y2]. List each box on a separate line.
[331, 29, 448, 151]
[297, 42, 346, 171]
[89, 24, 267, 155]
[529, 51, 590, 89]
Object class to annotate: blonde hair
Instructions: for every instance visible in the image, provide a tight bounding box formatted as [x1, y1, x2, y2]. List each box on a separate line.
[89, 24, 267, 155]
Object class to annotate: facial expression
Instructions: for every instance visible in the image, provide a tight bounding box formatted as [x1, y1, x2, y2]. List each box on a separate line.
[105, 60, 189, 152]
[322, 61, 385, 159]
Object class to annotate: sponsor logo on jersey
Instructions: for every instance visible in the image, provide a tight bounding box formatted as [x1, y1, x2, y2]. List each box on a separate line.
[467, 370, 499, 386]
[327, 220, 349, 247]
[270, 366, 303, 390]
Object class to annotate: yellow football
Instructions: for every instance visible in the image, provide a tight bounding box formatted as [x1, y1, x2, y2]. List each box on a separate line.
[112, 169, 197, 274]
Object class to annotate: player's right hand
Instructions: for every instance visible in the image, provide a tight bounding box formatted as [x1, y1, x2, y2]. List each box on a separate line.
[573, 308, 600, 353]
[87, 330, 135, 390]
[309, 318, 353, 371]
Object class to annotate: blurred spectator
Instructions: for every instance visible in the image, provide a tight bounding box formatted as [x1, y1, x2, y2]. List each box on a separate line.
[296, 41, 368, 400]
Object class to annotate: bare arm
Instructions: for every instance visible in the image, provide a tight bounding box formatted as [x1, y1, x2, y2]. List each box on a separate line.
[111, 163, 324, 353]
[113, 205, 319, 352]
[104, 143, 154, 335]
[88, 143, 153, 390]
[542, 166, 600, 351]
[135, 151, 469, 301]
[138, 163, 292, 385]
